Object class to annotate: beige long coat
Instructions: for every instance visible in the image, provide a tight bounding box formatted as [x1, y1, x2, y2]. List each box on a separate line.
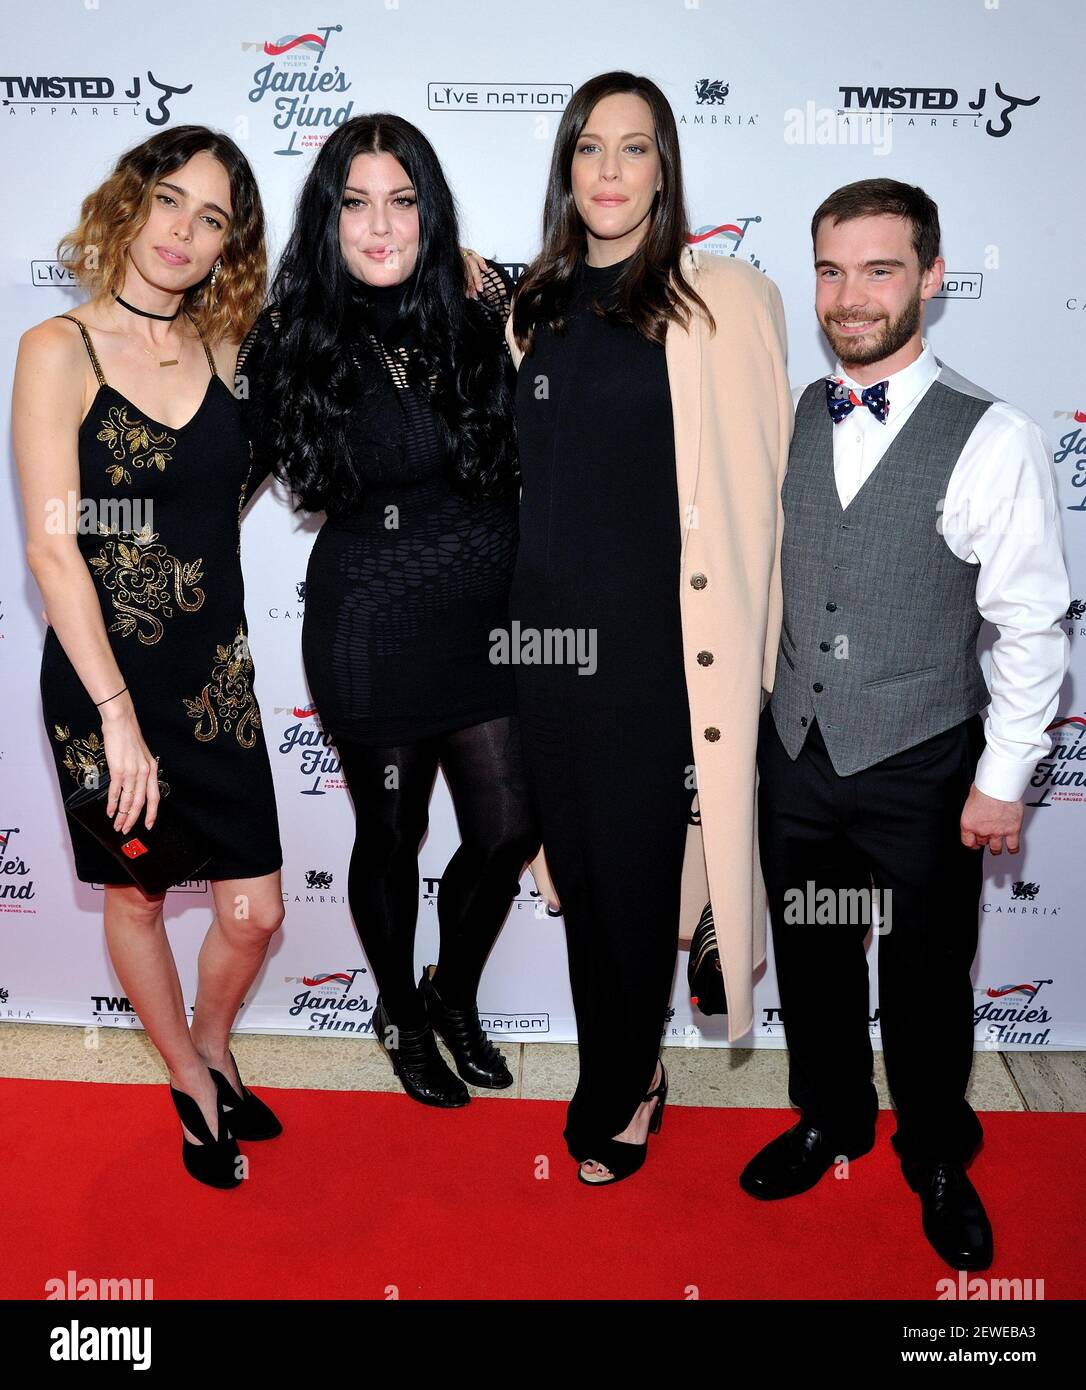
[505, 244, 793, 1041]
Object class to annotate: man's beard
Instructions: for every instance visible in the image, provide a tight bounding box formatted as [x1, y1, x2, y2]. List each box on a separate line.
[821, 285, 922, 368]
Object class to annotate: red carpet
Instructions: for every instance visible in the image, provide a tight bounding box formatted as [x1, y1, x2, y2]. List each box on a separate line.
[2, 1077, 1082, 1300]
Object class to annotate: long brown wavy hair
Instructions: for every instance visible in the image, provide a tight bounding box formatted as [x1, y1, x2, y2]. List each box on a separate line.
[511, 71, 714, 353]
[56, 125, 266, 344]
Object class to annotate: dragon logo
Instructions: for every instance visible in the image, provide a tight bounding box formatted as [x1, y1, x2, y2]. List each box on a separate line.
[695, 79, 729, 106]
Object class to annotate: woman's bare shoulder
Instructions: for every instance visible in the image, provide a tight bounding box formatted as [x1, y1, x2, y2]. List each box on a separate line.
[17, 310, 95, 380]
[208, 332, 243, 380]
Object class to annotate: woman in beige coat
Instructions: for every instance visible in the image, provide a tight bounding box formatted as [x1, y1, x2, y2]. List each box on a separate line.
[507, 71, 792, 1185]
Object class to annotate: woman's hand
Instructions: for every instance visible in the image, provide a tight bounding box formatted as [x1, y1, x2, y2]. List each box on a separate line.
[529, 845, 561, 912]
[99, 694, 161, 834]
[460, 246, 487, 299]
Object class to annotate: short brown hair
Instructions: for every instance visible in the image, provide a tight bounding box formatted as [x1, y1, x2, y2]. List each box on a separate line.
[811, 178, 941, 270]
[57, 125, 266, 344]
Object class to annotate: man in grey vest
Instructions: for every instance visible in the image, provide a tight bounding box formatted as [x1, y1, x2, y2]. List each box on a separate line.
[739, 179, 1070, 1271]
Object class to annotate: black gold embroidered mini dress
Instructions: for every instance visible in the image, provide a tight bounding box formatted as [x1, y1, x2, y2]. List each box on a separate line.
[38, 314, 283, 885]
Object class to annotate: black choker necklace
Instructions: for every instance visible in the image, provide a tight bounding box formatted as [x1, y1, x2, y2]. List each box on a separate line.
[115, 295, 181, 322]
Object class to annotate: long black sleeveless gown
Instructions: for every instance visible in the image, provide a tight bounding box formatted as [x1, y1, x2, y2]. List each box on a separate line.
[39, 314, 283, 885]
[510, 253, 695, 1160]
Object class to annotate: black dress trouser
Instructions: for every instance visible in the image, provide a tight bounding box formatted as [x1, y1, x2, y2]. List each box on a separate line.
[756, 703, 987, 1164]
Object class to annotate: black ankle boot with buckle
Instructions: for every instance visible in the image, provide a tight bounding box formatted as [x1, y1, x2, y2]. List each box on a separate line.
[371, 994, 470, 1107]
[418, 965, 514, 1089]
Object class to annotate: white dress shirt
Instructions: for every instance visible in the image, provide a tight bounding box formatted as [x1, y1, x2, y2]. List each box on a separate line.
[791, 338, 1071, 802]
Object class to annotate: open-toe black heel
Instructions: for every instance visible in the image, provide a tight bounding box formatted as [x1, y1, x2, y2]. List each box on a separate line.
[208, 1049, 283, 1140]
[371, 995, 470, 1108]
[419, 966, 513, 1089]
[577, 1061, 668, 1188]
[169, 1074, 243, 1189]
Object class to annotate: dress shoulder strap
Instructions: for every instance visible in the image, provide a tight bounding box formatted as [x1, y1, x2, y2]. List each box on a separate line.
[186, 312, 219, 378]
[55, 314, 106, 387]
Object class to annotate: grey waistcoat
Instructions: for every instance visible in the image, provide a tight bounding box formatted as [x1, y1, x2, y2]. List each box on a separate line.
[769, 362, 996, 775]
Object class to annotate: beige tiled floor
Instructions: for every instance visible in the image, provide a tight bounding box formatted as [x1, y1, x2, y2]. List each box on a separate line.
[1, 1022, 1082, 1112]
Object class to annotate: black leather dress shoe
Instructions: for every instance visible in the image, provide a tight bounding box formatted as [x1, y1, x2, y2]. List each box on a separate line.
[371, 996, 469, 1108]
[739, 1121, 873, 1200]
[418, 967, 514, 1089]
[902, 1158, 993, 1270]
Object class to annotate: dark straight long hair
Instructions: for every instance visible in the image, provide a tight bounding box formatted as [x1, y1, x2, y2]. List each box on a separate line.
[511, 71, 714, 353]
[265, 114, 517, 515]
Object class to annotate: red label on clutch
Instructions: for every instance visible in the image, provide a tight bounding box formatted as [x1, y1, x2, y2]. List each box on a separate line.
[121, 839, 148, 858]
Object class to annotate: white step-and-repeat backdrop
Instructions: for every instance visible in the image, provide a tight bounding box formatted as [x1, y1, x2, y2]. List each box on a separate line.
[2, 1, 1082, 1051]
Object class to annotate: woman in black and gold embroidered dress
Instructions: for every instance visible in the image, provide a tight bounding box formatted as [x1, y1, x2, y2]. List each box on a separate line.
[13, 127, 284, 1189]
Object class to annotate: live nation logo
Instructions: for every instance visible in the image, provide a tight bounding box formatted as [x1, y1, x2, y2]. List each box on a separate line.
[427, 81, 572, 112]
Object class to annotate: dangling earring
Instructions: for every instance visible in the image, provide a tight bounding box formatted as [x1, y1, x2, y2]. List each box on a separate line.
[210, 258, 223, 289]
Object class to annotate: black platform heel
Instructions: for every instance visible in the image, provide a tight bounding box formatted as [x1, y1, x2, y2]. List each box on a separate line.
[208, 1050, 283, 1140]
[169, 1074, 243, 1189]
[577, 1061, 668, 1188]
[418, 965, 514, 1089]
[371, 995, 469, 1108]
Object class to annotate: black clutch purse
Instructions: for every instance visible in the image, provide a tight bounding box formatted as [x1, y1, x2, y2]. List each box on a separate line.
[64, 770, 211, 895]
[687, 901, 728, 1016]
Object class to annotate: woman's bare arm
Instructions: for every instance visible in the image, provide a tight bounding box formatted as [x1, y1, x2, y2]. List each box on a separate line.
[13, 318, 159, 832]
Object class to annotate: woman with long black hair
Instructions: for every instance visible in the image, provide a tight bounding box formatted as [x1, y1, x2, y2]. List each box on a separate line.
[237, 115, 541, 1106]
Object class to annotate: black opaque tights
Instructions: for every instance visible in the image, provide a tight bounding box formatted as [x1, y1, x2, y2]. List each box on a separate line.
[335, 716, 542, 1029]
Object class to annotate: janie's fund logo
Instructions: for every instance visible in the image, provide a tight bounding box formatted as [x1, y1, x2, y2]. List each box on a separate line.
[243, 25, 353, 155]
[1027, 715, 1086, 808]
[285, 968, 372, 1032]
[974, 979, 1054, 1046]
[275, 703, 344, 794]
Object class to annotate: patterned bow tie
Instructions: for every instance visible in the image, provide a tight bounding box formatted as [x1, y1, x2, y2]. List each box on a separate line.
[825, 377, 890, 425]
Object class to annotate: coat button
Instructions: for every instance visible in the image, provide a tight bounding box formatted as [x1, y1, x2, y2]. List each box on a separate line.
[697, 650, 714, 666]
[800, 717, 808, 726]
[819, 641, 831, 652]
[826, 601, 837, 612]
[704, 727, 721, 741]
[812, 682, 823, 693]
[690, 572, 708, 590]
